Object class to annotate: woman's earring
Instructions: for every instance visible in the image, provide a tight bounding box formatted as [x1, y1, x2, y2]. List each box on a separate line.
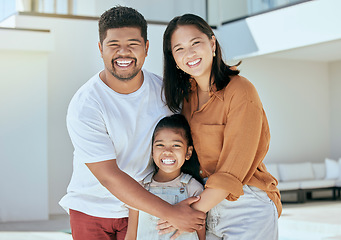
[176, 65, 180, 69]
[213, 51, 216, 57]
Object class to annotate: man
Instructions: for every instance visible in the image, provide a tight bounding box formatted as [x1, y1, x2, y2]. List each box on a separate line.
[59, 6, 205, 240]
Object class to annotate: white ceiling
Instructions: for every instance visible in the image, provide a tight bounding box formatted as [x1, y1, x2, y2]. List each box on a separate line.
[264, 39, 341, 63]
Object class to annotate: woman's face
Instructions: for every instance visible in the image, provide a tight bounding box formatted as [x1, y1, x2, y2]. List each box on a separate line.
[171, 25, 216, 82]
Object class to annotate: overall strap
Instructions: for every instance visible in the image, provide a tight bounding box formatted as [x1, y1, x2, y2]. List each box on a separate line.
[180, 173, 192, 186]
[142, 172, 154, 190]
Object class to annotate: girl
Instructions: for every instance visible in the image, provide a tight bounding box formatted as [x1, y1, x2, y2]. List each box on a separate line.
[125, 114, 205, 240]
[161, 14, 282, 240]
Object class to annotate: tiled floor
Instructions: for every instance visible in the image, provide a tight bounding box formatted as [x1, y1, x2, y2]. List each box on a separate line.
[1, 200, 341, 240]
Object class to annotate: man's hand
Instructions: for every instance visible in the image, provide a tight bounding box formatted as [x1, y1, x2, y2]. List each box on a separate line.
[157, 196, 205, 234]
[170, 230, 184, 240]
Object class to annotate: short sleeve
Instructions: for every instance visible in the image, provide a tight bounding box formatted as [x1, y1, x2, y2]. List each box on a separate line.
[186, 178, 204, 197]
[67, 101, 117, 163]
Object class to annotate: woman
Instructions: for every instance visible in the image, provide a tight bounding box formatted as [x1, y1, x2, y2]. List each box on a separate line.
[161, 14, 281, 240]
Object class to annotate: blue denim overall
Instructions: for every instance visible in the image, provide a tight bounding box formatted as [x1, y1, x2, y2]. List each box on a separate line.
[136, 173, 199, 240]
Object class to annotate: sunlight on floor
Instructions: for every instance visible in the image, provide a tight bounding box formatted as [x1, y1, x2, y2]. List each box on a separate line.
[0, 232, 72, 240]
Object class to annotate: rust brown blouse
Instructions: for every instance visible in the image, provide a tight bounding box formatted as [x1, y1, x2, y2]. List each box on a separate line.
[182, 75, 282, 216]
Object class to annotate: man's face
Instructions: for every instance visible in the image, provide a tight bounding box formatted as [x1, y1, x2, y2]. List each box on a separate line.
[99, 27, 149, 81]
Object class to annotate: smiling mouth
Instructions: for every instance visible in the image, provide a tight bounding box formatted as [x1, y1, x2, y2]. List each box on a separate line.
[161, 159, 176, 165]
[187, 58, 201, 67]
[113, 58, 135, 68]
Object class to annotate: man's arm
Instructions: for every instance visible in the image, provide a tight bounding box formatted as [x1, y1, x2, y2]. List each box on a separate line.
[86, 159, 205, 232]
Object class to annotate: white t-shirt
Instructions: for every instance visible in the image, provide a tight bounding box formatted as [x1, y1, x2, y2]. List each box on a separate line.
[59, 69, 172, 218]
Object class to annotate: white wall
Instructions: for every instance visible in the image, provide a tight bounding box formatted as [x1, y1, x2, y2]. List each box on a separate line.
[9, 14, 103, 215]
[329, 60, 341, 159]
[239, 57, 330, 163]
[0, 49, 49, 222]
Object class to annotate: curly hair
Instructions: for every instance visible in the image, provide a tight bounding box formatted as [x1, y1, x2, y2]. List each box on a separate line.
[98, 6, 147, 44]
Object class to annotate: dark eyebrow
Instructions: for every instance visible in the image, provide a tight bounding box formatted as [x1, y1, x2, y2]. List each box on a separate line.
[172, 37, 202, 50]
[106, 39, 142, 44]
[154, 139, 184, 143]
[128, 38, 142, 43]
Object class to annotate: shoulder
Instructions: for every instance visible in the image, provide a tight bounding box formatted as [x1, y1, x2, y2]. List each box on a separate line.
[226, 75, 258, 97]
[223, 75, 263, 108]
[186, 177, 204, 196]
[143, 69, 162, 85]
[68, 73, 103, 119]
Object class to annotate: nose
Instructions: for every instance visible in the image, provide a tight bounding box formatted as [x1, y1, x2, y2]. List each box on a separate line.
[163, 147, 172, 155]
[185, 48, 196, 59]
[117, 46, 130, 55]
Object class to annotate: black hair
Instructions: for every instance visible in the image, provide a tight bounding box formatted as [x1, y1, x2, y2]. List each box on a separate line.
[152, 114, 203, 185]
[98, 6, 147, 44]
[163, 13, 240, 113]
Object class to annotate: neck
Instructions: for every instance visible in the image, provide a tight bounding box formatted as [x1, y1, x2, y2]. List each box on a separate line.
[153, 170, 181, 183]
[193, 74, 212, 93]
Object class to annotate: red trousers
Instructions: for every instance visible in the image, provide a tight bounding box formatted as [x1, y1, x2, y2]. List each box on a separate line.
[70, 209, 128, 240]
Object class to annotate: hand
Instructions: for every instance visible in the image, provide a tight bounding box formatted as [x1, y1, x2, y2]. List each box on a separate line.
[170, 230, 184, 240]
[157, 196, 206, 233]
[157, 220, 176, 234]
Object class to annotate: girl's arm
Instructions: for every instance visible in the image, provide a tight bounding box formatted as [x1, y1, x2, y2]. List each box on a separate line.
[125, 209, 139, 240]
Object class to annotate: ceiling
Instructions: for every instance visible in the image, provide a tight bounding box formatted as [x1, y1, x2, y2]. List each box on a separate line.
[265, 39, 341, 63]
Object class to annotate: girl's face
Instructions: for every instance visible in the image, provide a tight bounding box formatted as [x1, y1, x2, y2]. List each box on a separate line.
[171, 25, 216, 83]
[152, 128, 193, 180]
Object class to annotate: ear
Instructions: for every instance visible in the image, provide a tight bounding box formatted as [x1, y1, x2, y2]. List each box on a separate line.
[211, 35, 216, 53]
[185, 146, 193, 160]
[98, 42, 103, 58]
[145, 40, 149, 56]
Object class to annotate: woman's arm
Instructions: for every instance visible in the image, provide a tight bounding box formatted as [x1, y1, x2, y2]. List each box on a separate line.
[191, 187, 229, 213]
[125, 209, 139, 240]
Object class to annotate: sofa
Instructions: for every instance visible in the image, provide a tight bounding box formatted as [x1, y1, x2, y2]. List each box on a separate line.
[265, 158, 341, 203]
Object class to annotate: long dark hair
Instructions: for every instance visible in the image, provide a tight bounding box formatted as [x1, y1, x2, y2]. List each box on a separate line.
[163, 14, 240, 113]
[152, 114, 203, 185]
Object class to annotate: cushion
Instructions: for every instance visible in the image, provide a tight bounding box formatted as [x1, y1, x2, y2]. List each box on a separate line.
[299, 179, 335, 189]
[312, 163, 325, 180]
[325, 158, 339, 180]
[278, 162, 314, 182]
[277, 181, 300, 191]
[265, 163, 280, 180]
